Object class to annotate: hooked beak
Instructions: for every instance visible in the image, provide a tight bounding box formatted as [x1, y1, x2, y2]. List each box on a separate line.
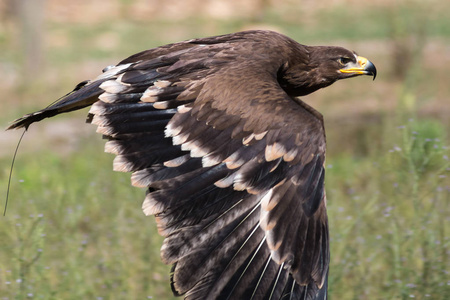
[340, 56, 377, 80]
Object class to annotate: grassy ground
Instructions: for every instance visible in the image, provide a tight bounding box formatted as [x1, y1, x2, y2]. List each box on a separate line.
[1, 1, 449, 299]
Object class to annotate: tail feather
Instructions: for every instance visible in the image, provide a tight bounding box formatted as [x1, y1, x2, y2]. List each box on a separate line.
[6, 79, 107, 130]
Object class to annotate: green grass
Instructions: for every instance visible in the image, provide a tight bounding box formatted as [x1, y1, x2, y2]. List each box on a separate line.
[0, 140, 173, 299]
[1, 118, 447, 299]
[326, 118, 449, 299]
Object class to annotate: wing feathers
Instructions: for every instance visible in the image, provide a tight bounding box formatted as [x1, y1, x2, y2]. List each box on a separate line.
[98, 91, 143, 103]
[62, 34, 330, 299]
[170, 194, 262, 294]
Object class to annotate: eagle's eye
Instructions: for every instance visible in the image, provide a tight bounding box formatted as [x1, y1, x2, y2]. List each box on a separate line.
[338, 57, 353, 65]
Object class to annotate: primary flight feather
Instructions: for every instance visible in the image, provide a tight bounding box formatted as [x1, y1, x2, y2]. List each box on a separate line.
[7, 30, 376, 300]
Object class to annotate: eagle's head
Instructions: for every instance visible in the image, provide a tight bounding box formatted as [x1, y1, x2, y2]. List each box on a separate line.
[280, 45, 377, 97]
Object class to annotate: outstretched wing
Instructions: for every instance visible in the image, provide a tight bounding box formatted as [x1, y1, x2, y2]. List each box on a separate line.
[8, 33, 329, 300]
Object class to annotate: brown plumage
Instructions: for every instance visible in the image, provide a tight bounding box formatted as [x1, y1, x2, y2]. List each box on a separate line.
[7, 30, 376, 300]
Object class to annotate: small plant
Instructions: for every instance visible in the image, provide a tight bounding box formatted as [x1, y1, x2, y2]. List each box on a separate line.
[381, 119, 449, 299]
[1, 214, 45, 299]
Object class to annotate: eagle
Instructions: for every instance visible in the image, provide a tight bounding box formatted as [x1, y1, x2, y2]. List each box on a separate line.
[7, 30, 376, 300]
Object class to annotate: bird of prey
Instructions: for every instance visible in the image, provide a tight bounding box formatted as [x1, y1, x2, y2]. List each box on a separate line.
[7, 30, 376, 300]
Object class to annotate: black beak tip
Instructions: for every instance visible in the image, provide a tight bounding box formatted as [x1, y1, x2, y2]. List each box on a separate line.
[366, 61, 377, 81]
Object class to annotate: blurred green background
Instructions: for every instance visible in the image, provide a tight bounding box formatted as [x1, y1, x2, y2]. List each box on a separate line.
[0, 0, 449, 299]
